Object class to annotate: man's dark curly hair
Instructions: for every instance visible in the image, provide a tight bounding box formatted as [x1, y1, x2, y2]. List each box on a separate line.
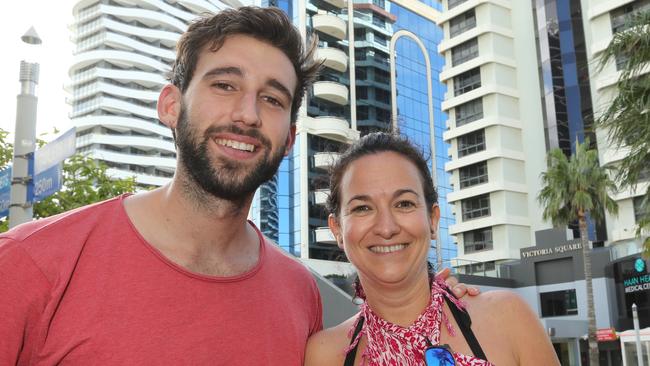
[168, 6, 321, 125]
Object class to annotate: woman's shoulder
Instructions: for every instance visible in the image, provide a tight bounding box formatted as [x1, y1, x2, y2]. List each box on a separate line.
[463, 289, 528, 314]
[305, 314, 360, 366]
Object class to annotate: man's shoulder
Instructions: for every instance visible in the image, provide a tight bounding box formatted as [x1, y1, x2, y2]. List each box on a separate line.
[0, 195, 124, 244]
[263, 237, 315, 279]
[0, 195, 126, 275]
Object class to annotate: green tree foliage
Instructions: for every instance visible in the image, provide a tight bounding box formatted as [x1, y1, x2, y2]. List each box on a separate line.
[596, 10, 650, 247]
[538, 140, 618, 366]
[0, 128, 137, 232]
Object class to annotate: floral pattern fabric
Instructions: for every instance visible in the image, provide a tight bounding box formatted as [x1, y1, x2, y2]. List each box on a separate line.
[344, 276, 493, 366]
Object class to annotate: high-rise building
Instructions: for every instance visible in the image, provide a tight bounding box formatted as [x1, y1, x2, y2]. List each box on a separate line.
[440, 0, 549, 273]
[68, 0, 238, 187]
[581, 0, 650, 256]
[250, 0, 457, 277]
[440, 0, 649, 274]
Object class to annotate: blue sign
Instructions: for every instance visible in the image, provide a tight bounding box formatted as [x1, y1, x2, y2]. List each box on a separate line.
[27, 128, 76, 203]
[635, 258, 646, 273]
[0, 167, 11, 218]
[32, 163, 62, 202]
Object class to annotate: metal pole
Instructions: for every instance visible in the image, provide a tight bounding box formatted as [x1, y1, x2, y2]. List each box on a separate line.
[347, 0, 356, 131]
[9, 27, 41, 228]
[389, 30, 440, 269]
[634, 303, 644, 366]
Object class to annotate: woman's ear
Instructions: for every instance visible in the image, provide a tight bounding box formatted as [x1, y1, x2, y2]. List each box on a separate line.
[158, 84, 182, 129]
[328, 214, 343, 249]
[430, 204, 441, 240]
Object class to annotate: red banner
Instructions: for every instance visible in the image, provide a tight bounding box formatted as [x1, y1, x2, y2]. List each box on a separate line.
[597, 328, 618, 342]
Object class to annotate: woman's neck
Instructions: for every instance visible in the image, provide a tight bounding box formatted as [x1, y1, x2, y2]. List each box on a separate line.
[362, 272, 432, 327]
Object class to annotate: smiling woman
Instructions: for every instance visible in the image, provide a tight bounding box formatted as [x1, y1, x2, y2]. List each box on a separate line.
[304, 132, 560, 366]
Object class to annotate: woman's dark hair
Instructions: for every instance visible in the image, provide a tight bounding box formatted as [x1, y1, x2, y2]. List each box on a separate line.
[326, 132, 438, 218]
[168, 6, 321, 125]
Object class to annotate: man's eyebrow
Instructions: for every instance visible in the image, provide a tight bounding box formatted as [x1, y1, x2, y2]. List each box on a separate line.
[201, 67, 293, 102]
[267, 79, 293, 103]
[203, 67, 243, 79]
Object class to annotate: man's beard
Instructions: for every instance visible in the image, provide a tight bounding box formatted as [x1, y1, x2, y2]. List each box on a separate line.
[175, 106, 287, 202]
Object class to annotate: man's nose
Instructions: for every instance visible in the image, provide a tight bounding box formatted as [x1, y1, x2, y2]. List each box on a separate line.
[231, 92, 261, 127]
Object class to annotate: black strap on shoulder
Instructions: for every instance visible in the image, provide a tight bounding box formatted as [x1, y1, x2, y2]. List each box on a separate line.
[343, 316, 365, 366]
[443, 294, 488, 361]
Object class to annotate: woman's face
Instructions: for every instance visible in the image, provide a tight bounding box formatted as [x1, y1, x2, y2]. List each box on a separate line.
[328, 151, 440, 289]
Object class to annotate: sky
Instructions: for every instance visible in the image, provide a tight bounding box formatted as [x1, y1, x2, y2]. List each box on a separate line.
[0, 0, 76, 142]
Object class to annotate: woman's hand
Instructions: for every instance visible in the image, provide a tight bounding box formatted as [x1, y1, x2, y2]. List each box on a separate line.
[437, 267, 480, 298]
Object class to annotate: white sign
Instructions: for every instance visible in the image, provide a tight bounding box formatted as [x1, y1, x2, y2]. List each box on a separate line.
[34, 128, 76, 174]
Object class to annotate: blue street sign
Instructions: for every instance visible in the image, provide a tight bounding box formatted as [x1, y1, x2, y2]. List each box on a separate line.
[32, 163, 62, 202]
[0, 167, 11, 218]
[26, 128, 76, 203]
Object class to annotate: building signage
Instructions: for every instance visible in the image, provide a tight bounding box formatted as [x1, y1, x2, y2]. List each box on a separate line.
[597, 328, 618, 342]
[624, 259, 650, 293]
[521, 243, 582, 258]
[0, 167, 11, 218]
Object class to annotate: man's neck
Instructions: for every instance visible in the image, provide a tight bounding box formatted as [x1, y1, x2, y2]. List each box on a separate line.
[123, 177, 260, 277]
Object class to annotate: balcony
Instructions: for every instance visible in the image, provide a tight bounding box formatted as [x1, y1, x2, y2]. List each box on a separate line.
[317, 47, 348, 73]
[322, 0, 346, 8]
[315, 227, 337, 245]
[313, 81, 349, 105]
[301, 116, 358, 142]
[313, 14, 347, 40]
[313, 151, 340, 170]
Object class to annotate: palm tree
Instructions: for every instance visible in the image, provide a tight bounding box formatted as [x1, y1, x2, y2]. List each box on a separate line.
[596, 10, 650, 248]
[538, 139, 618, 366]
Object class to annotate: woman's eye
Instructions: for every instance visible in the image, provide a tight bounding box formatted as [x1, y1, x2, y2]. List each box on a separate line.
[350, 205, 370, 213]
[396, 200, 416, 209]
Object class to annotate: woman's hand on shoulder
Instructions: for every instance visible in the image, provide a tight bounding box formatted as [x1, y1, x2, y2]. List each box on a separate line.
[489, 290, 560, 366]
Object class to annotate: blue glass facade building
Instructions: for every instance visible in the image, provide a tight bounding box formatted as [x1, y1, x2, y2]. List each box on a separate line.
[253, 0, 456, 267]
[390, 1, 456, 265]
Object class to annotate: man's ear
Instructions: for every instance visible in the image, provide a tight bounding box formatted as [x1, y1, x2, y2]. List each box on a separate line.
[158, 84, 182, 129]
[283, 125, 297, 157]
[430, 204, 441, 240]
[328, 214, 343, 250]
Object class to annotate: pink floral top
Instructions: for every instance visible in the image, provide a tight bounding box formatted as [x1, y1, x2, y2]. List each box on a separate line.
[344, 277, 493, 366]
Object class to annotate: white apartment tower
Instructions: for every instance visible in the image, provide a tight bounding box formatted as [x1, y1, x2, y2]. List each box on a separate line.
[439, 0, 549, 271]
[68, 0, 238, 186]
[581, 0, 650, 257]
[442, 0, 649, 271]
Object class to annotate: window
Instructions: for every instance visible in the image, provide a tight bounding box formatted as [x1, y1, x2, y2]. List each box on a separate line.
[358, 106, 369, 120]
[610, 0, 650, 33]
[375, 89, 390, 104]
[453, 68, 481, 96]
[449, 9, 476, 38]
[356, 86, 368, 100]
[634, 196, 648, 223]
[464, 227, 493, 253]
[448, 0, 468, 10]
[459, 161, 488, 188]
[461, 194, 490, 220]
[455, 98, 483, 126]
[464, 261, 495, 274]
[457, 129, 485, 157]
[451, 38, 479, 67]
[540, 290, 578, 317]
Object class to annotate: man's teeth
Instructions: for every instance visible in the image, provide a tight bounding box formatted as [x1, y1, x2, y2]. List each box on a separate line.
[369, 244, 408, 254]
[215, 138, 255, 152]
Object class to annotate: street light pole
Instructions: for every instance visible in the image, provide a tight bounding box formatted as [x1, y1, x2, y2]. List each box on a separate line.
[9, 26, 42, 228]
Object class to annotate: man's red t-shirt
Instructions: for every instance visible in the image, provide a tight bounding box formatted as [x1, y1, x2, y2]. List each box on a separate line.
[0, 195, 322, 365]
